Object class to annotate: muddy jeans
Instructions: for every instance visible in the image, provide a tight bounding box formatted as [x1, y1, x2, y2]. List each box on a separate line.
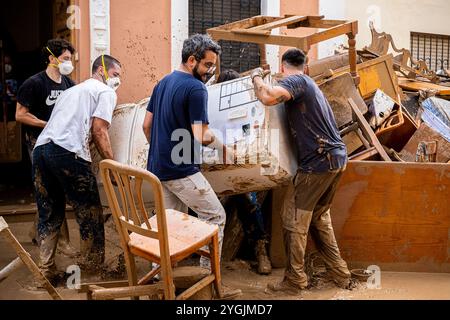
[26, 134, 71, 246]
[32, 142, 105, 273]
[161, 172, 226, 268]
[281, 169, 351, 288]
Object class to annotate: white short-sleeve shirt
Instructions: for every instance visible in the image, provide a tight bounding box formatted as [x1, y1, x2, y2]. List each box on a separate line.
[35, 78, 117, 162]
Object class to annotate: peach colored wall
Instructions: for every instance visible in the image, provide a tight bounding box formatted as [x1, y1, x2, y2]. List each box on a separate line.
[110, 0, 171, 104]
[76, 0, 91, 83]
[280, 0, 319, 61]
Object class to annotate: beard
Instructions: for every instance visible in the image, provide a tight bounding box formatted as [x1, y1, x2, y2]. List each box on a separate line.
[193, 64, 206, 83]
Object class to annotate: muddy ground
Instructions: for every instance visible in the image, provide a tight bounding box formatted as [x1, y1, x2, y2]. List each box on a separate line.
[1, 217, 450, 300]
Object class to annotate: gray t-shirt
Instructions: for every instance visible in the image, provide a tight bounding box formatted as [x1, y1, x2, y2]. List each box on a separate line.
[278, 74, 347, 173]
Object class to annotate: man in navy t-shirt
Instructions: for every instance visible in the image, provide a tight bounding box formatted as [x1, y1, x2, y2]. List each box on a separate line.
[250, 49, 354, 294]
[143, 34, 241, 299]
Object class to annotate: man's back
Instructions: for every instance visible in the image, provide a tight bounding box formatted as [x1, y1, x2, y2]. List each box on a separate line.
[147, 70, 209, 181]
[278, 74, 347, 173]
[35, 78, 117, 162]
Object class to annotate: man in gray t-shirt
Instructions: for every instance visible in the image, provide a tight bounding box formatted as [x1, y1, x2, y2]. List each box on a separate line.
[250, 49, 354, 294]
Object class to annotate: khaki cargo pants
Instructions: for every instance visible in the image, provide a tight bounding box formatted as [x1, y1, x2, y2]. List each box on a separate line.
[161, 172, 226, 268]
[281, 168, 351, 288]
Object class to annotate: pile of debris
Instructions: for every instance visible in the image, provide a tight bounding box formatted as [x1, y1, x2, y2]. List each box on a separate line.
[309, 23, 450, 165]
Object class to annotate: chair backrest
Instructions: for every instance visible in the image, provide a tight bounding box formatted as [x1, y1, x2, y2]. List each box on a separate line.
[99, 159, 173, 297]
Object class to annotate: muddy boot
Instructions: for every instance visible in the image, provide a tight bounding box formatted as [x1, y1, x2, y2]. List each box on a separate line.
[266, 278, 305, 295]
[78, 238, 105, 275]
[215, 284, 243, 300]
[255, 239, 272, 275]
[39, 232, 65, 286]
[57, 218, 78, 258]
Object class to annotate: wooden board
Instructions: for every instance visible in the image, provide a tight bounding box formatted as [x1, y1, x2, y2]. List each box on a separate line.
[400, 122, 450, 163]
[398, 78, 450, 96]
[320, 73, 368, 128]
[331, 54, 402, 104]
[332, 161, 450, 273]
[271, 161, 450, 273]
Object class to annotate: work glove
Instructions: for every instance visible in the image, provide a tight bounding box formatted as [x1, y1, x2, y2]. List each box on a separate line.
[251, 67, 271, 82]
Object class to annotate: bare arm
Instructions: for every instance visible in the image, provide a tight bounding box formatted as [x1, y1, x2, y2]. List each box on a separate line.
[15, 102, 47, 128]
[143, 111, 153, 144]
[253, 77, 292, 106]
[91, 117, 114, 160]
[191, 123, 217, 146]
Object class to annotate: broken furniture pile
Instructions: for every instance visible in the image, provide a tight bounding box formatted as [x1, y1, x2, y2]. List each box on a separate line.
[310, 24, 450, 165]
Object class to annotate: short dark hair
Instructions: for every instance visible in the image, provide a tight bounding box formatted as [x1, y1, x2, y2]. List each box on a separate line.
[92, 54, 121, 74]
[217, 69, 240, 83]
[281, 48, 307, 68]
[43, 39, 75, 63]
[182, 34, 221, 63]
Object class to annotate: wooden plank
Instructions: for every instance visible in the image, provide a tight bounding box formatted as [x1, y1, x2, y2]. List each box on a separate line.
[208, 29, 309, 49]
[79, 280, 129, 293]
[248, 15, 308, 32]
[90, 283, 165, 300]
[175, 275, 215, 301]
[0, 217, 62, 300]
[348, 98, 392, 162]
[398, 78, 450, 96]
[349, 147, 378, 161]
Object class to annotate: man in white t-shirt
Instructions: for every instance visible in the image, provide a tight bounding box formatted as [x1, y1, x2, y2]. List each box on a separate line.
[32, 54, 122, 283]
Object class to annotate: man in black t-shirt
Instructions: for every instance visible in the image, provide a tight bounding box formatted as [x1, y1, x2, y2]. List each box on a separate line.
[16, 39, 77, 258]
[251, 49, 354, 295]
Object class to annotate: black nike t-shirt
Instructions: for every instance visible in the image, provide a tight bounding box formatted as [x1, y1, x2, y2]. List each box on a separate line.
[17, 71, 75, 140]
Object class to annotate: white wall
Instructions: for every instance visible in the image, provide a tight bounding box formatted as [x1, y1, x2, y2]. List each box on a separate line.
[319, 0, 450, 59]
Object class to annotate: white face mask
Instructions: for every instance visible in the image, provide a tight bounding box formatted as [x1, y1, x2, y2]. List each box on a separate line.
[5, 64, 12, 74]
[58, 61, 74, 76]
[106, 77, 121, 91]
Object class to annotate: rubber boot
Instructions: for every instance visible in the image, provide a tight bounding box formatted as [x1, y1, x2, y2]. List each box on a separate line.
[57, 218, 79, 258]
[256, 239, 272, 275]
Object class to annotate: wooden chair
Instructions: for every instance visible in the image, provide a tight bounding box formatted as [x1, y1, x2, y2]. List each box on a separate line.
[96, 159, 223, 300]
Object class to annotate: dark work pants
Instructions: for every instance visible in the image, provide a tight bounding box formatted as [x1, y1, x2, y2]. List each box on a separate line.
[32, 142, 105, 272]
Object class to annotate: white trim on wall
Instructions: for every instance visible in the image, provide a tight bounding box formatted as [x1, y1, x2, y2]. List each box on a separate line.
[170, 0, 281, 72]
[89, 0, 110, 74]
[261, 0, 280, 73]
[171, 0, 189, 71]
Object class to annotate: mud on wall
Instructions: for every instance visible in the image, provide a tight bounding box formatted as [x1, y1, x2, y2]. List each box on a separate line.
[110, 0, 172, 104]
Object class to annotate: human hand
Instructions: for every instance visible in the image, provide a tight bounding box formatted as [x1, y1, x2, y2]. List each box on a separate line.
[251, 67, 271, 82]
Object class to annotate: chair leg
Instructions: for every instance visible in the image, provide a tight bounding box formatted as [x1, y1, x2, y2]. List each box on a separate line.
[124, 249, 139, 300]
[210, 233, 222, 298]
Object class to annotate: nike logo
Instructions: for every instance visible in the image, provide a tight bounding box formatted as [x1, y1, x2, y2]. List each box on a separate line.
[46, 96, 58, 106]
[45, 90, 64, 106]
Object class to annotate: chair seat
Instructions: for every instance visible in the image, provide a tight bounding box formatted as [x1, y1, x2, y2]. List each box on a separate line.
[129, 209, 218, 263]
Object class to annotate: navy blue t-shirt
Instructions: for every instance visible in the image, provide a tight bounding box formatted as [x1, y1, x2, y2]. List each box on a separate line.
[278, 74, 347, 173]
[146, 71, 209, 181]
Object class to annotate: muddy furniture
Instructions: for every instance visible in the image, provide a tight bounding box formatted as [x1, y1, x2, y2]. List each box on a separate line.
[207, 15, 359, 82]
[0, 217, 62, 300]
[93, 160, 223, 300]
